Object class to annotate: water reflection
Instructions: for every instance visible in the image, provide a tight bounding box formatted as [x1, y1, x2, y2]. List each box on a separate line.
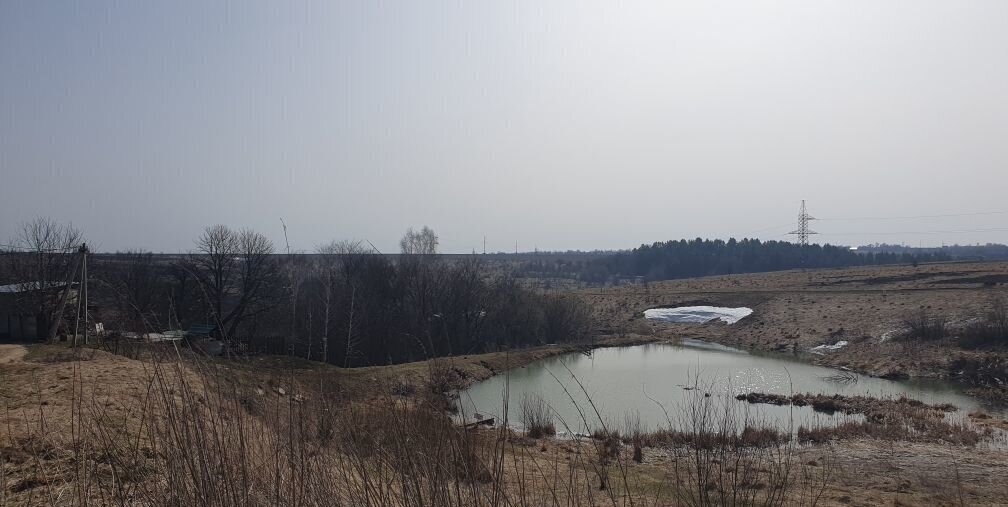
[457, 341, 993, 434]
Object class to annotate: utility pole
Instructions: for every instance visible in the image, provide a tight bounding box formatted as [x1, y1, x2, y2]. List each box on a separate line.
[281, 218, 293, 356]
[788, 200, 818, 247]
[82, 243, 88, 346]
[72, 243, 88, 347]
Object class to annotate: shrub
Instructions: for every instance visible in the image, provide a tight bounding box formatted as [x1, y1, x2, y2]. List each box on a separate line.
[900, 309, 947, 341]
[958, 297, 1008, 349]
[949, 355, 1008, 387]
[520, 393, 556, 438]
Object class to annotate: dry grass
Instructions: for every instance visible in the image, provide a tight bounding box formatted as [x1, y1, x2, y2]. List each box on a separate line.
[3, 348, 601, 505]
[662, 388, 823, 507]
[737, 391, 983, 446]
[577, 260, 1008, 392]
[1, 343, 847, 506]
[899, 309, 949, 342]
[958, 296, 1008, 349]
[7, 340, 1008, 505]
[520, 393, 555, 439]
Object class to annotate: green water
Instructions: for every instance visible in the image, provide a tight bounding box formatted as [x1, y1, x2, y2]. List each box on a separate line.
[457, 340, 992, 434]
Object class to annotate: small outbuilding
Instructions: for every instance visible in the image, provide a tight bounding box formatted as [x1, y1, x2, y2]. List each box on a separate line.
[186, 324, 225, 356]
[0, 282, 75, 342]
[185, 324, 220, 340]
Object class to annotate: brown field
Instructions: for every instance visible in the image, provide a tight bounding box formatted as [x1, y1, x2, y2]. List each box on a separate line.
[581, 261, 1008, 387]
[3, 341, 1007, 506]
[3, 261, 1008, 505]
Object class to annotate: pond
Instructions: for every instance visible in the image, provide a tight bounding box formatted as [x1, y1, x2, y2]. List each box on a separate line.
[456, 340, 992, 435]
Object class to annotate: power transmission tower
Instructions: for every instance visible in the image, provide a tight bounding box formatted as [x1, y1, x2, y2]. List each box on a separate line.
[788, 200, 818, 246]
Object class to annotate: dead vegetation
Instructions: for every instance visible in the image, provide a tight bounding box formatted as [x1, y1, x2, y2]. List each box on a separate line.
[661, 388, 832, 506]
[899, 309, 949, 342]
[3, 348, 586, 505]
[581, 261, 1008, 401]
[957, 296, 1008, 349]
[737, 392, 983, 446]
[1, 344, 849, 506]
[4, 340, 1008, 505]
[6, 259, 1008, 505]
[520, 393, 555, 439]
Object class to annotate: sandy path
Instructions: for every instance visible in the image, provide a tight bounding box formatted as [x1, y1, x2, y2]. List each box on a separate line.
[0, 344, 28, 364]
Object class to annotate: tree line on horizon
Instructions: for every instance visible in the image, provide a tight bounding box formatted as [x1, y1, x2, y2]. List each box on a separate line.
[518, 237, 953, 283]
[854, 242, 1008, 260]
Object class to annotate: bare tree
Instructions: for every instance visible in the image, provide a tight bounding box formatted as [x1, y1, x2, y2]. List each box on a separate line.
[399, 226, 438, 256]
[98, 250, 160, 332]
[188, 224, 238, 326]
[8, 217, 83, 339]
[398, 226, 442, 356]
[280, 219, 303, 357]
[187, 225, 279, 344]
[440, 257, 488, 354]
[167, 260, 200, 330]
[225, 229, 278, 338]
[317, 239, 368, 365]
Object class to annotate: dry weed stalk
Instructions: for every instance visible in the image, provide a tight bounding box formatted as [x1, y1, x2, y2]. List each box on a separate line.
[4, 346, 849, 506]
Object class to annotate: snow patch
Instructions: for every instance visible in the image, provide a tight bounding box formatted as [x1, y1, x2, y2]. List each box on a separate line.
[810, 341, 848, 354]
[879, 329, 900, 343]
[644, 306, 753, 325]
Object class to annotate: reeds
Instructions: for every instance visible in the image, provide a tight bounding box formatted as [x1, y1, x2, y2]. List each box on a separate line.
[957, 296, 1008, 349]
[666, 386, 806, 506]
[900, 309, 948, 341]
[519, 393, 555, 439]
[734, 392, 982, 446]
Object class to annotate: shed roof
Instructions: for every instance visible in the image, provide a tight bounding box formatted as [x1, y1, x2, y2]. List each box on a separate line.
[0, 281, 71, 294]
[186, 324, 218, 336]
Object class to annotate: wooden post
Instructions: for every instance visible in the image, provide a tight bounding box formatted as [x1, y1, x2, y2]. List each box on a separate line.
[81, 244, 88, 345]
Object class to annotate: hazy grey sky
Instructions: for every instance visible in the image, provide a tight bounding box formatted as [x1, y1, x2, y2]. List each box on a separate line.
[2, 1, 1007, 253]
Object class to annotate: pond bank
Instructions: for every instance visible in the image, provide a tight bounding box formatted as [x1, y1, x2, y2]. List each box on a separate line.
[456, 339, 998, 436]
[576, 262, 1008, 404]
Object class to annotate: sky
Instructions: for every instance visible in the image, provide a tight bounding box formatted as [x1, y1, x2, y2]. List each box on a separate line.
[2, 1, 1007, 253]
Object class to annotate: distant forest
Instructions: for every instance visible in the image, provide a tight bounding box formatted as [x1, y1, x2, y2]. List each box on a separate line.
[517, 238, 954, 284]
[854, 243, 1008, 260]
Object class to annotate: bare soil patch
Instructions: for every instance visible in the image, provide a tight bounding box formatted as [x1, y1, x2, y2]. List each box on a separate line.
[0, 344, 27, 364]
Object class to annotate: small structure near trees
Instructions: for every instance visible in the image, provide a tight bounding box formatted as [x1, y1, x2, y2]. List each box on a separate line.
[0, 282, 76, 342]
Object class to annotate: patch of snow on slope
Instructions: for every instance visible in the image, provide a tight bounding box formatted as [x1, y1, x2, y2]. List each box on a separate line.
[810, 341, 848, 354]
[643, 306, 753, 325]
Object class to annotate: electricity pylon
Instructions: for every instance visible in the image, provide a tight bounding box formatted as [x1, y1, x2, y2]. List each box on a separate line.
[788, 200, 817, 246]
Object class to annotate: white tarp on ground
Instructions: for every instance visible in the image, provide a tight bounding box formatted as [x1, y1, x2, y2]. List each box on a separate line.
[643, 306, 753, 325]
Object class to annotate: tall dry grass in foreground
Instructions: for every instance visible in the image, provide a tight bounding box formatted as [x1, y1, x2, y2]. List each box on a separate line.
[654, 386, 833, 507]
[1, 346, 843, 506]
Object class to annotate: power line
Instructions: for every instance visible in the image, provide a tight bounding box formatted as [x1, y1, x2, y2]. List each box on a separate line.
[818, 210, 1008, 221]
[818, 227, 1008, 236]
[740, 222, 797, 237]
[0, 243, 78, 253]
